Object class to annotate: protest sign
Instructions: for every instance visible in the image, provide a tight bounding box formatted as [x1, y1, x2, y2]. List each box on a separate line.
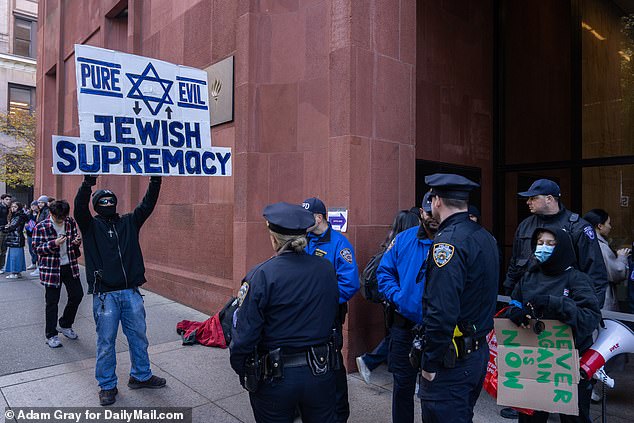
[494, 318, 580, 416]
[52, 45, 231, 176]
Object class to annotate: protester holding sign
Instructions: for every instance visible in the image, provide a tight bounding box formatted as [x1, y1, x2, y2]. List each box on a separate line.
[74, 175, 166, 406]
[505, 227, 601, 422]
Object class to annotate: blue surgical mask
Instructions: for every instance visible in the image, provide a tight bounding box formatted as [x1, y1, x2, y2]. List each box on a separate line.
[534, 244, 555, 262]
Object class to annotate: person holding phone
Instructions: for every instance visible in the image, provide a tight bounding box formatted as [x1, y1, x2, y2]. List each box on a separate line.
[32, 200, 83, 349]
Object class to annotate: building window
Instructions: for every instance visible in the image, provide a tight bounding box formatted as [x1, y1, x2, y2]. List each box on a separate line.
[14, 17, 37, 58]
[8, 84, 35, 114]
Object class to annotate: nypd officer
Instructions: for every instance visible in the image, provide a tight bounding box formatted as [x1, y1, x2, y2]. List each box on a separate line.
[302, 197, 359, 422]
[229, 202, 339, 422]
[503, 179, 608, 306]
[419, 174, 499, 423]
[377, 192, 437, 423]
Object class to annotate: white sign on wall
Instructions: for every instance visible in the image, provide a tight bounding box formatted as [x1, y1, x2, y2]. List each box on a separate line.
[52, 44, 231, 176]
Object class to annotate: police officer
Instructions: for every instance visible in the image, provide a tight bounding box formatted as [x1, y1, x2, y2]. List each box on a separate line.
[229, 202, 339, 422]
[377, 192, 436, 423]
[419, 174, 499, 423]
[503, 179, 608, 306]
[302, 197, 359, 422]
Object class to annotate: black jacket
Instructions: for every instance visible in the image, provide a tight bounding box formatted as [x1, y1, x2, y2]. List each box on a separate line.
[74, 177, 161, 294]
[0, 204, 8, 226]
[3, 211, 27, 248]
[36, 206, 50, 224]
[504, 205, 608, 307]
[509, 227, 601, 352]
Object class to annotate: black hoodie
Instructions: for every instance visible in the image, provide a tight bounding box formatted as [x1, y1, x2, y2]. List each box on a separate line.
[74, 177, 161, 293]
[509, 227, 601, 352]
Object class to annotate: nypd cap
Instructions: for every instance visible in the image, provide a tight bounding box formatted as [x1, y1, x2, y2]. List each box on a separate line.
[422, 191, 433, 213]
[302, 197, 327, 215]
[425, 173, 479, 200]
[264, 202, 316, 235]
[517, 179, 560, 198]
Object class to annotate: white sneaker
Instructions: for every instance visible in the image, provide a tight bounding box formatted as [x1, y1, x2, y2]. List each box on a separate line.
[0, 269, 4, 274]
[58, 327, 78, 340]
[356, 356, 371, 385]
[45, 335, 62, 348]
[30, 269, 39, 277]
[6, 274, 18, 279]
[26, 264, 36, 270]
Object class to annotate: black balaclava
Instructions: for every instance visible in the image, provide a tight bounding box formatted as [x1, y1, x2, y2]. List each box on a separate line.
[529, 226, 576, 275]
[92, 189, 118, 218]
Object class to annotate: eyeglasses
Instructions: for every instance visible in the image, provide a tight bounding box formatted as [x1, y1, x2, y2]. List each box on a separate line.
[97, 198, 116, 206]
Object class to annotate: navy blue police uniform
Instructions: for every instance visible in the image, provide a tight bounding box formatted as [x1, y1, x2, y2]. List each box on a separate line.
[419, 174, 499, 423]
[303, 197, 359, 423]
[230, 202, 339, 423]
[376, 191, 433, 423]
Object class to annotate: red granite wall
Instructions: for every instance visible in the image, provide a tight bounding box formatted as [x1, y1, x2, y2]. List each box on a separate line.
[35, 0, 494, 369]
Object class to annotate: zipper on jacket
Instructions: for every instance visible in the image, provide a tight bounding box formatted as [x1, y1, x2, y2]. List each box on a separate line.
[112, 223, 129, 288]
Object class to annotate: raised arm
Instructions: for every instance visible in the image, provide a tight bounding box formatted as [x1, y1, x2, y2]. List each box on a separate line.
[74, 175, 96, 233]
[133, 176, 162, 228]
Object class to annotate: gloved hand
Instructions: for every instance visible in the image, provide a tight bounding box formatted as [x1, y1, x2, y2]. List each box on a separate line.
[150, 176, 162, 183]
[527, 295, 551, 315]
[507, 306, 531, 327]
[83, 175, 97, 186]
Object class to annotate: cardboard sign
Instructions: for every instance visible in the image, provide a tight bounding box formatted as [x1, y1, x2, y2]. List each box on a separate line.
[494, 318, 580, 416]
[52, 45, 232, 176]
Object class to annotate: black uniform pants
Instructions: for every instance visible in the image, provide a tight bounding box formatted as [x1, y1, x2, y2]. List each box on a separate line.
[517, 379, 592, 423]
[388, 324, 418, 423]
[419, 345, 488, 423]
[249, 366, 336, 423]
[45, 265, 84, 339]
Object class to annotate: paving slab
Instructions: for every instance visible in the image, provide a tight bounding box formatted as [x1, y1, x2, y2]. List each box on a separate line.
[150, 345, 243, 402]
[214, 391, 255, 423]
[142, 301, 209, 347]
[192, 402, 242, 423]
[2, 359, 208, 409]
[0, 278, 42, 303]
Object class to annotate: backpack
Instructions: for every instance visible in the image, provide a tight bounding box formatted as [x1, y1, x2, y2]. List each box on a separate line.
[360, 249, 386, 303]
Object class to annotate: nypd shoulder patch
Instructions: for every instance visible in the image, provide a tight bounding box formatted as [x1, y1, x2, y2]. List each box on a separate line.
[433, 243, 455, 267]
[583, 225, 595, 240]
[386, 238, 396, 252]
[237, 281, 250, 307]
[340, 248, 353, 264]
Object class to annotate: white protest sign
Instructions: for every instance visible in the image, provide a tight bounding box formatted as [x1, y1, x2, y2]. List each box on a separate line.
[52, 44, 231, 176]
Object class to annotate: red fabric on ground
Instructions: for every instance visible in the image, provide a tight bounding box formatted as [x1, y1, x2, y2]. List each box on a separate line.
[176, 313, 227, 348]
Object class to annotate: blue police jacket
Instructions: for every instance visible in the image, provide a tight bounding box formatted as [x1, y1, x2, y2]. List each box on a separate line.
[305, 223, 359, 304]
[421, 212, 499, 373]
[376, 226, 433, 324]
[229, 251, 339, 376]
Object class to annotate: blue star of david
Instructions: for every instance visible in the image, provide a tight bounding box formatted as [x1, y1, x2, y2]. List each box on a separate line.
[126, 63, 174, 116]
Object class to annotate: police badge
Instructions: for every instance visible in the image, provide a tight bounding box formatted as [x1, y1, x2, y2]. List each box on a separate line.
[433, 243, 455, 267]
[340, 248, 353, 264]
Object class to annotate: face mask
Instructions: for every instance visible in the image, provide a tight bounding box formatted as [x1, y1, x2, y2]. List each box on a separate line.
[95, 204, 117, 218]
[534, 244, 555, 262]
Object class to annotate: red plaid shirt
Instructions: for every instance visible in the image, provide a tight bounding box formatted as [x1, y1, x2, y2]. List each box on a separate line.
[32, 217, 82, 288]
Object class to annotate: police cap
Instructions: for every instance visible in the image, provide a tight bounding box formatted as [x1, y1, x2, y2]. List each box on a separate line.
[424, 173, 479, 200]
[517, 179, 560, 198]
[302, 197, 327, 215]
[263, 202, 316, 235]
[421, 191, 433, 213]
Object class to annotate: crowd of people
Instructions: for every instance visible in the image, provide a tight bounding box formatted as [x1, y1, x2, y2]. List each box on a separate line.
[0, 173, 630, 422]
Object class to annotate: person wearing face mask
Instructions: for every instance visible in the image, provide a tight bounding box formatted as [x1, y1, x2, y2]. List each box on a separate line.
[74, 175, 165, 406]
[505, 227, 601, 423]
[503, 180, 607, 309]
[376, 192, 437, 423]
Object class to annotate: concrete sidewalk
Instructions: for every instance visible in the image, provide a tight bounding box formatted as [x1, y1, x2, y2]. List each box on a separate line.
[0, 271, 631, 422]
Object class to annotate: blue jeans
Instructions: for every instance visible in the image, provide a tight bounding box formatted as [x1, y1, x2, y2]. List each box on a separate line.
[92, 288, 152, 390]
[388, 326, 418, 423]
[26, 235, 37, 265]
[361, 334, 390, 371]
